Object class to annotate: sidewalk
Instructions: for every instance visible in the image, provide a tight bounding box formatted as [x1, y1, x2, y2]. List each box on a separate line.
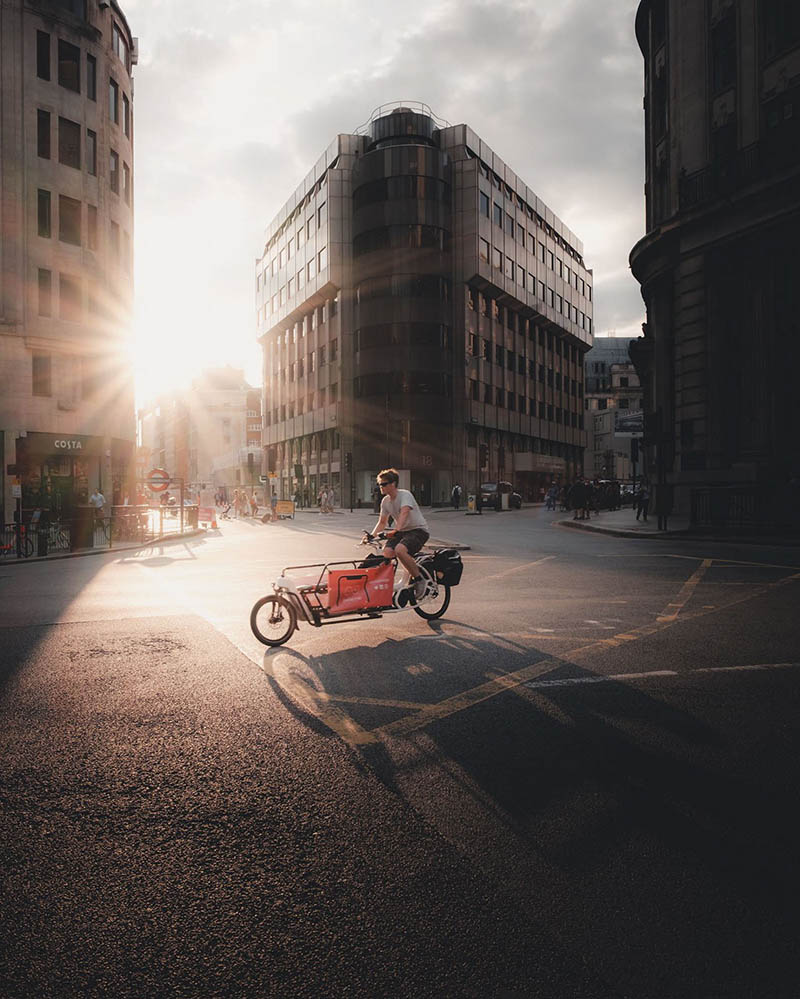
[558, 507, 690, 539]
[0, 528, 207, 566]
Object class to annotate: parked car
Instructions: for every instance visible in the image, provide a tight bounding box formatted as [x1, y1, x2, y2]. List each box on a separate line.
[480, 481, 522, 511]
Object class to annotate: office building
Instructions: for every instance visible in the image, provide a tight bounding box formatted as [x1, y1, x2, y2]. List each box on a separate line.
[630, 0, 800, 527]
[257, 103, 593, 507]
[0, 0, 137, 524]
[583, 336, 643, 479]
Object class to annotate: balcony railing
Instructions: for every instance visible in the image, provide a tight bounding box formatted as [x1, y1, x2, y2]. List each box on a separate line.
[679, 137, 798, 211]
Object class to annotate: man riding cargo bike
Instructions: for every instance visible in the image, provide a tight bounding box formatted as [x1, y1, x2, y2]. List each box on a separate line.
[249, 469, 464, 647]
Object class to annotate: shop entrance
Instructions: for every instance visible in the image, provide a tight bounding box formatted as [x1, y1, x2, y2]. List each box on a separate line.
[410, 475, 431, 507]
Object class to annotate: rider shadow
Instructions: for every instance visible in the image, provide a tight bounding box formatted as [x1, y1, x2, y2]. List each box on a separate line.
[262, 619, 726, 845]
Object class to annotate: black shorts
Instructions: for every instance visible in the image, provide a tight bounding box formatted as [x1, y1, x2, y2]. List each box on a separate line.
[385, 528, 429, 556]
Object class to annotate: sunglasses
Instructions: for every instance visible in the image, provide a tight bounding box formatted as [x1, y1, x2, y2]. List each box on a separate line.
[378, 480, 393, 487]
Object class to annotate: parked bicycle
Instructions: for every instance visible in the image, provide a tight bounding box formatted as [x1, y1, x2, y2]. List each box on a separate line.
[250, 532, 464, 647]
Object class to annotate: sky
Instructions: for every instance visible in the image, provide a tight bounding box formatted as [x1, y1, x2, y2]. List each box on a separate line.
[126, 0, 645, 405]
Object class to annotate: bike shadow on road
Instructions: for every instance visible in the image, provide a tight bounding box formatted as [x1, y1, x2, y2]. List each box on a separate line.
[262, 619, 725, 819]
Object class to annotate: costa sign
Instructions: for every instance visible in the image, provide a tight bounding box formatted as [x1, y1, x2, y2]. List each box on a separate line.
[54, 439, 84, 450]
[146, 468, 171, 492]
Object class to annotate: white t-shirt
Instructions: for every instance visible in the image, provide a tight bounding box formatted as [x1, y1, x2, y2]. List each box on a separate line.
[89, 492, 105, 510]
[381, 489, 428, 531]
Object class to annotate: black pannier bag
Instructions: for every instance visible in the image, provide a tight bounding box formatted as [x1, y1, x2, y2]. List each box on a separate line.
[432, 548, 463, 586]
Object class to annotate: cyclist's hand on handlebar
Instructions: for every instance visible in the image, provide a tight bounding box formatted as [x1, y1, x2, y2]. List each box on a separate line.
[361, 531, 373, 544]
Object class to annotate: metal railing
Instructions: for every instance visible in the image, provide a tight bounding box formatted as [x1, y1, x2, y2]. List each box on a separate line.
[690, 487, 763, 528]
[0, 504, 201, 560]
[353, 101, 451, 135]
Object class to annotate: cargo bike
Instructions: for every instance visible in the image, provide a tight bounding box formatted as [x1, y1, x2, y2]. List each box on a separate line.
[249, 532, 464, 647]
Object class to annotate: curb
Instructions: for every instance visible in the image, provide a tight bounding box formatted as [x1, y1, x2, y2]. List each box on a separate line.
[557, 518, 800, 546]
[0, 528, 207, 567]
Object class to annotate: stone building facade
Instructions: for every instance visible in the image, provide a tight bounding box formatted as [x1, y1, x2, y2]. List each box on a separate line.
[257, 103, 593, 507]
[0, 0, 136, 524]
[630, 0, 800, 528]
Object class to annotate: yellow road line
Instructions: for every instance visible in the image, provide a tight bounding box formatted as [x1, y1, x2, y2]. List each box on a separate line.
[374, 657, 564, 739]
[657, 558, 713, 621]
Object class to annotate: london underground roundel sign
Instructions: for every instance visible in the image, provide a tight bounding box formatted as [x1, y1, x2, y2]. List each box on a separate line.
[146, 468, 171, 492]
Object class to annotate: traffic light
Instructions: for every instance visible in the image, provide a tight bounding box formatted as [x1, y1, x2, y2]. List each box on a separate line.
[344, 451, 352, 471]
[479, 443, 488, 468]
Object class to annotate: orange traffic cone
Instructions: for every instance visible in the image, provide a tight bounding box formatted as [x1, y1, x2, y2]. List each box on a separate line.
[211, 513, 218, 529]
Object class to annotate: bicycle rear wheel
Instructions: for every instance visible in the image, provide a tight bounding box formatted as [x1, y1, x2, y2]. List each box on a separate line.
[250, 595, 297, 646]
[413, 565, 450, 620]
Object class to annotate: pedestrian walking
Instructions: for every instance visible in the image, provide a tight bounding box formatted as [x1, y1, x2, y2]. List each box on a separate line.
[89, 488, 106, 520]
[271, 489, 278, 522]
[451, 484, 462, 510]
[635, 482, 650, 521]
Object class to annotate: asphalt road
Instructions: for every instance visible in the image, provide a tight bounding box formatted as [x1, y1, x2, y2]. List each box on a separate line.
[2, 507, 799, 997]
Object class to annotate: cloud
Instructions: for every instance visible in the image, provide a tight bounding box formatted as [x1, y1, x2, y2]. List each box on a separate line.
[129, 0, 648, 397]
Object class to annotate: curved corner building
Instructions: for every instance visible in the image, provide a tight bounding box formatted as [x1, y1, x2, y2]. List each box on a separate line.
[257, 104, 594, 507]
[1, 0, 136, 523]
[630, 0, 800, 529]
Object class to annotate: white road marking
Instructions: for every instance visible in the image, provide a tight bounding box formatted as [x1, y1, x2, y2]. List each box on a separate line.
[524, 662, 800, 690]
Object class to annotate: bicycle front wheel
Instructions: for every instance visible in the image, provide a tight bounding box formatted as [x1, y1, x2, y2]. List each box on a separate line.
[250, 595, 297, 646]
[413, 566, 450, 620]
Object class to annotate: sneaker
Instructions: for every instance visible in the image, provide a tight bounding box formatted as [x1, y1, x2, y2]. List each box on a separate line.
[412, 575, 427, 600]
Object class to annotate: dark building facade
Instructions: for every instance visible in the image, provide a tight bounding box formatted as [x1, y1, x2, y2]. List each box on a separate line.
[630, 1, 800, 529]
[257, 104, 593, 507]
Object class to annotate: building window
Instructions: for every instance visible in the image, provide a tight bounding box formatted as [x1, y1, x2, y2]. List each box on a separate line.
[496, 387, 504, 407]
[479, 238, 490, 262]
[87, 53, 96, 100]
[58, 39, 80, 92]
[493, 202, 502, 226]
[483, 338, 491, 361]
[58, 116, 80, 169]
[317, 201, 327, 228]
[123, 162, 131, 204]
[492, 247, 502, 269]
[38, 269, 52, 316]
[37, 110, 50, 159]
[112, 22, 130, 72]
[329, 383, 338, 403]
[318, 246, 327, 271]
[84, 128, 96, 176]
[110, 221, 120, 260]
[123, 93, 130, 137]
[59, 273, 81, 322]
[508, 391, 515, 410]
[32, 353, 52, 396]
[37, 189, 51, 238]
[37, 30, 50, 80]
[711, 15, 736, 93]
[330, 337, 338, 362]
[87, 204, 98, 249]
[479, 191, 490, 217]
[58, 195, 81, 245]
[505, 212, 514, 236]
[307, 258, 316, 281]
[109, 78, 119, 124]
[110, 150, 119, 193]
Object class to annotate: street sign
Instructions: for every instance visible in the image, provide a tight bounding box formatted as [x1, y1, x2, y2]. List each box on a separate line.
[259, 474, 268, 483]
[146, 467, 170, 492]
